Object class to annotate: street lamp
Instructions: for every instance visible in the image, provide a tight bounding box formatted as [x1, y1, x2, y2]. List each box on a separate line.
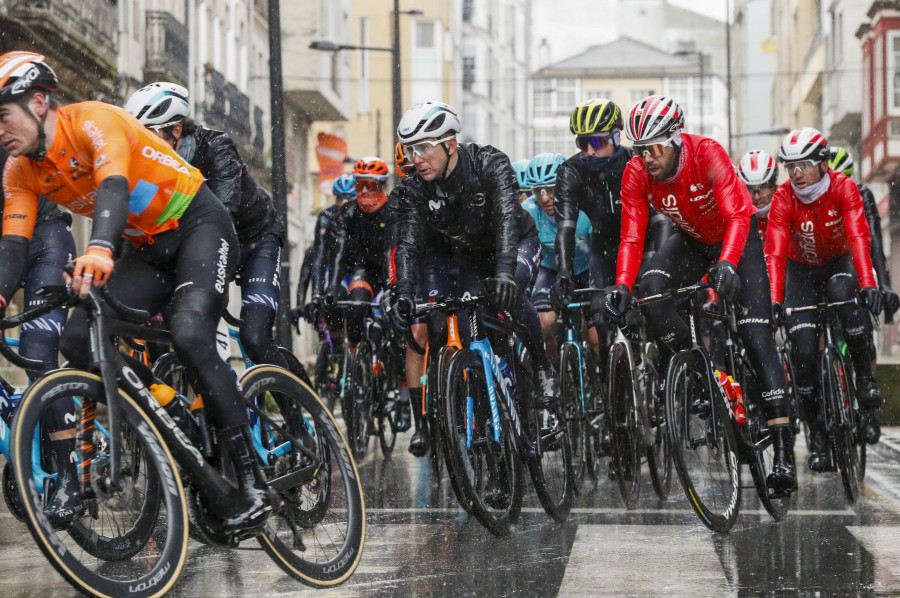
[674, 49, 705, 135]
[310, 3, 422, 170]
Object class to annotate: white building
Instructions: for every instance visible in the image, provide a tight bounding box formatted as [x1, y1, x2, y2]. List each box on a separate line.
[459, 0, 531, 160]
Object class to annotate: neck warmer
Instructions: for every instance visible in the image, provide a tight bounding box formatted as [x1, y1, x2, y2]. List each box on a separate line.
[755, 203, 772, 218]
[580, 145, 630, 182]
[177, 134, 198, 163]
[792, 172, 830, 204]
[357, 192, 387, 213]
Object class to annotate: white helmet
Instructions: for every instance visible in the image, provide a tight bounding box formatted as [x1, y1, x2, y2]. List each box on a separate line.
[737, 150, 779, 186]
[778, 127, 829, 162]
[625, 94, 685, 144]
[397, 101, 461, 144]
[124, 82, 191, 128]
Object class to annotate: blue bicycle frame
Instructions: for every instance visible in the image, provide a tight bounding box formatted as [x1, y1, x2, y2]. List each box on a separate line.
[466, 334, 525, 448]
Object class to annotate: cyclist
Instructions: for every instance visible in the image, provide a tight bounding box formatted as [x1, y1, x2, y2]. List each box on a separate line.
[512, 158, 532, 203]
[602, 95, 795, 495]
[551, 99, 632, 312]
[521, 151, 594, 362]
[0, 144, 76, 525]
[0, 52, 276, 532]
[767, 129, 882, 470]
[737, 149, 779, 240]
[829, 147, 900, 321]
[829, 146, 898, 444]
[388, 101, 553, 461]
[299, 174, 355, 394]
[124, 82, 289, 371]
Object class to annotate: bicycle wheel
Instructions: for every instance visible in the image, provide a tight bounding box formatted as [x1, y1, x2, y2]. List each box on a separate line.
[376, 380, 398, 456]
[242, 365, 366, 587]
[822, 348, 858, 504]
[522, 353, 574, 523]
[608, 342, 641, 508]
[666, 350, 741, 533]
[12, 370, 187, 598]
[583, 348, 606, 481]
[314, 339, 337, 412]
[430, 345, 457, 486]
[444, 349, 524, 537]
[2, 461, 26, 522]
[559, 343, 587, 493]
[346, 341, 374, 460]
[644, 342, 672, 500]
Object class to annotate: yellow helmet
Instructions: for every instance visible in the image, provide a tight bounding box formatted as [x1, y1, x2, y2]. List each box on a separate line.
[569, 98, 623, 136]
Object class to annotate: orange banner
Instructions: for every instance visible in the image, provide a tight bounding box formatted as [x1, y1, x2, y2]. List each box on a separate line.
[316, 132, 348, 197]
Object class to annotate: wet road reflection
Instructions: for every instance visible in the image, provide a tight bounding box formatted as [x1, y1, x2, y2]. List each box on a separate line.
[3, 429, 900, 596]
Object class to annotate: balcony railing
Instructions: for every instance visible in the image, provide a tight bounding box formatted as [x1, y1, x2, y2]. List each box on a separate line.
[202, 66, 253, 147]
[225, 82, 252, 145]
[5, 0, 117, 71]
[145, 11, 189, 85]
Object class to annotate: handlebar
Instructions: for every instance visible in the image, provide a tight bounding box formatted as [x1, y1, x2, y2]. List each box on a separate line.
[784, 298, 857, 316]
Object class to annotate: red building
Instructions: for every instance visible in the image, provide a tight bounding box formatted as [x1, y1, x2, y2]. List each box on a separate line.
[858, 2, 900, 353]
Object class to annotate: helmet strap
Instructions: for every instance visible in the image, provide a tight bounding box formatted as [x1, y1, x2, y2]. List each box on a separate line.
[20, 92, 51, 162]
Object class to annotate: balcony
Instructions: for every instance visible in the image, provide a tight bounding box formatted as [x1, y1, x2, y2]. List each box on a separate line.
[201, 66, 254, 147]
[145, 11, 189, 86]
[2, 0, 118, 91]
[225, 82, 252, 146]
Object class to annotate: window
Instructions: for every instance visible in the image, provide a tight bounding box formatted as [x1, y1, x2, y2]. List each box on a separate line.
[533, 128, 572, 156]
[415, 21, 435, 49]
[556, 78, 577, 112]
[463, 0, 474, 23]
[533, 78, 553, 118]
[892, 33, 900, 113]
[463, 56, 475, 91]
[533, 77, 578, 119]
[583, 90, 612, 103]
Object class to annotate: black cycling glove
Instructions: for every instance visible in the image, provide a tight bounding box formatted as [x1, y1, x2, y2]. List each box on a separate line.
[603, 284, 631, 326]
[487, 273, 518, 313]
[771, 301, 785, 330]
[859, 286, 882, 317]
[708, 260, 740, 302]
[550, 269, 574, 311]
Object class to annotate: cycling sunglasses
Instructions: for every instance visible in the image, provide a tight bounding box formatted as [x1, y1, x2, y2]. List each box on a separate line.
[747, 183, 775, 194]
[634, 140, 675, 159]
[575, 134, 613, 151]
[532, 184, 555, 196]
[784, 159, 820, 174]
[354, 179, 387, 192]
[401, 138, 449, 162]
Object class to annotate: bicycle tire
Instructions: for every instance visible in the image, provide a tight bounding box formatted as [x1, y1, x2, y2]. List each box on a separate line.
[583, 348, 606, 481]
[346, 341, 374, 460]
[523, 350, 574, 522]
[12, 370, 188, 598]
[314, 339, 338, 412]
[643, 342, 672, 500]
[376, 384, 398, 456]
[443, 349, 524, 537]
[430, 345, 457, 487]
[243, 366, 366, 587]
[608, 342, 641, 509]
[735, 348, 792, 521]
[559, 344, 587, 493]
[822, 348, 858, 504]
[666, 350, 741, 532]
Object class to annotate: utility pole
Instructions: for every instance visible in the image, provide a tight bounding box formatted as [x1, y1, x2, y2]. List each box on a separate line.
[268, 0, 291, 346]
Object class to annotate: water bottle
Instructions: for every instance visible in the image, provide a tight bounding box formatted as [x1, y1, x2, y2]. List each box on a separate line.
[714, 370, 746, 425]
[151, 383, 201, 441]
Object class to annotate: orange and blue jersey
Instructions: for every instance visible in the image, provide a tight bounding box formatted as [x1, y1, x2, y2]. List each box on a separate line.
[2, 101, 204, 246]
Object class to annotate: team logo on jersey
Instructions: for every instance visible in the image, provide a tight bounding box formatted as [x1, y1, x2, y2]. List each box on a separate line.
[473, 193, 486, 207]
[69, 158, 79, 170]
[428, 199, 445, 211]
[827, 209, 837, 217]
[94, 154, 107, 168]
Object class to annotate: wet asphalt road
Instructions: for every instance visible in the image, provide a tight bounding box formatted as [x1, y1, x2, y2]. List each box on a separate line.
[4, 428, 900, 596]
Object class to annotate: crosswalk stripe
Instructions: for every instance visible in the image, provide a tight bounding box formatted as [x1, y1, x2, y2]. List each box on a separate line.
[558, 525, 733, 596]
[846, 526, 900, 591]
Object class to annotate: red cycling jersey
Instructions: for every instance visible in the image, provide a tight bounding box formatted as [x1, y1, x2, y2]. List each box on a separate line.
[764, 171, 874, 303]
[616, 133, 754, 291]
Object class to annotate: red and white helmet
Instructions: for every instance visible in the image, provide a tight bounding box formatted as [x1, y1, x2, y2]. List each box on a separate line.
[737, 150, 778, 186]
[625, 95, 685, 144]
[778, 127, 829, 162]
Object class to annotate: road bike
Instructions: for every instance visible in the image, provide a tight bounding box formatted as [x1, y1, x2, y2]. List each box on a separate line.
[8, 284, 365, 596]
[425, 296, 574, 536]
[782, 298, 867, 503]
[336, 299, 400, 460]
[655, 284, 793, 532]
[557, 289, 608, 492]
[607, 295, 672, 507]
